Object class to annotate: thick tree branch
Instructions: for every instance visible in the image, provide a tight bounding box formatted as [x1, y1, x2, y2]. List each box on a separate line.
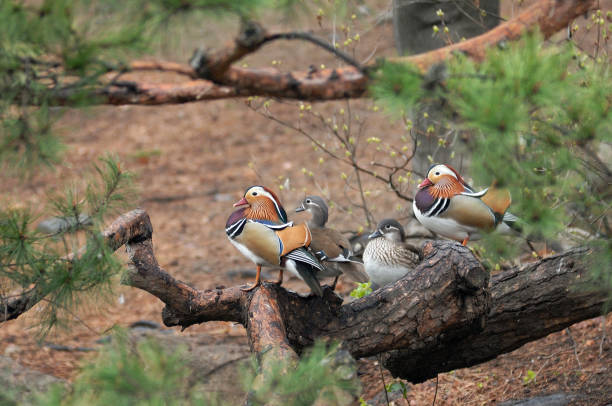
[81, 0, 593, 105]
[382, 246, 606, 382]
[3, 209, 608, 387]
[245, 285, 299, 406]
[274, 242, 490, 358]
[114, 210, 606, 383]
[1, 288, 38, 322]
[389, 0, 596, 69]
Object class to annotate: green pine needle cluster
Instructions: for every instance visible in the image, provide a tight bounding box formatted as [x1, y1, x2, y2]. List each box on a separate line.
[373, 34, 611, 293]
[243, 341, 360, 406]
[34, 334, 358, 406]
[38, 331, 215, 406]
[0, 155, 136, 336]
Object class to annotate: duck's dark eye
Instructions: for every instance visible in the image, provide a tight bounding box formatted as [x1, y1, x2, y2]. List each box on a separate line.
[435, 172, 440, 176]
[385, 224, 391, 229]
[252, 192, 258, 196]
[306, 199, 311, 204]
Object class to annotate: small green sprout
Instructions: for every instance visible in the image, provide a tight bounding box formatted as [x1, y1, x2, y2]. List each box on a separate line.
[523, 369, 537, 385]
[350, 282, 372, 299]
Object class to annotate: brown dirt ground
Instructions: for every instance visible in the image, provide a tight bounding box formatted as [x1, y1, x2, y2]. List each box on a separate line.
[1, 1, 611, 405]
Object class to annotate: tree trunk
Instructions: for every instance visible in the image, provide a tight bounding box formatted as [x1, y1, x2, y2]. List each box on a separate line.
[393, 0, 501, 56]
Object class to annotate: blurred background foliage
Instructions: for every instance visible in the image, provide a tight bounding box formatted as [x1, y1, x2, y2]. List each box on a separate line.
[1, 155, 135, 336]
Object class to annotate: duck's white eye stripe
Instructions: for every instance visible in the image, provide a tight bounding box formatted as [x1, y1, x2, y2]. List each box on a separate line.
[438, 166, 457, 179]
[259, 189, 283, 217]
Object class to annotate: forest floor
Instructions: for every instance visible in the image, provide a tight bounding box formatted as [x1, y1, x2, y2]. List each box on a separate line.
[1, 1, 611, 404]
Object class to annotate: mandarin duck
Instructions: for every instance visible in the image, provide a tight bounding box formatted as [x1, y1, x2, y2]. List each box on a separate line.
[226, 186, 325, 296]
[295, 196, 369, 286]
[363, 219, 419, 288]
[413, 164, 518, 245]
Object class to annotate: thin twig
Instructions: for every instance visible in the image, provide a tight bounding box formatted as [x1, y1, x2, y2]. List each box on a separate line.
[432, 374, 439, 406]
[599, 315, 607, 358]
[565, 327, 583, 370]
[377, 354, 390, 406]
[263, 32, 366, 73]
[526, 239, 542, 260]
[40, 297, 105, 336]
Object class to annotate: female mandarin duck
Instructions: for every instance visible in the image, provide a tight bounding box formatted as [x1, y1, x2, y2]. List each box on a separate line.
[363, 219, 419, 288]
[226, 186, 325, 296]
[295, 196, 369, 286]
[413, 164, 518, 245]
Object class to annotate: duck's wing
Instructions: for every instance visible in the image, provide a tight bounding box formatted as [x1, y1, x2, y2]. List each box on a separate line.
[233, 221, 282, 265]
[276, 223, 312, 256]
[309, 228, 344, 260]
[441, 194, 497, 230]
[460, 185, 512, 225]
[338, 261, 369, 283]
[480, 186, 512, 221]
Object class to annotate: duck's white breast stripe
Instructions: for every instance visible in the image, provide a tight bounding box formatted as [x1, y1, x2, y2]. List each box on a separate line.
[226, 218, 247, 238]
[425, 198, 450, 217]
[433, 198, 450, 216]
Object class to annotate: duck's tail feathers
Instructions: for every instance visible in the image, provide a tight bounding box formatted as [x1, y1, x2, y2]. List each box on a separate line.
[294, 261, 323, 296]
[285, 248, 324, 296]
[285, 248, 325, 271]
[496, 211, 522, 235]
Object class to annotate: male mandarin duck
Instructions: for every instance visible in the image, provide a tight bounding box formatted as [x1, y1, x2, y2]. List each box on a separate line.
[226, 186, 325, 296]
[363, 219, 419, 288]
[413, 164, 518, 245]
[295, 196, 369, 286]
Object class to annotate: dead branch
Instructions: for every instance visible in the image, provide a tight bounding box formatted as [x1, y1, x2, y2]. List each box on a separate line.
[98, 80, 239, 105]
[73, 0, 594, 105]
[129, 60, 197, 78]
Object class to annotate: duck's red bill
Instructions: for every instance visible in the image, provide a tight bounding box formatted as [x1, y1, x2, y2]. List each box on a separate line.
[233, 197, 249, 207]
[418, 178, 433, 188]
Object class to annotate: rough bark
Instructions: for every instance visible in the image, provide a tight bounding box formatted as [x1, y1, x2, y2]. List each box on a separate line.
[245, 285, 299, 406]
[382, 246, 606, 382]
[48, 0, 595, 105]
[273, 242, 490, 359]
[1, 287, 38, 322]
[2, 209, 608, 386]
